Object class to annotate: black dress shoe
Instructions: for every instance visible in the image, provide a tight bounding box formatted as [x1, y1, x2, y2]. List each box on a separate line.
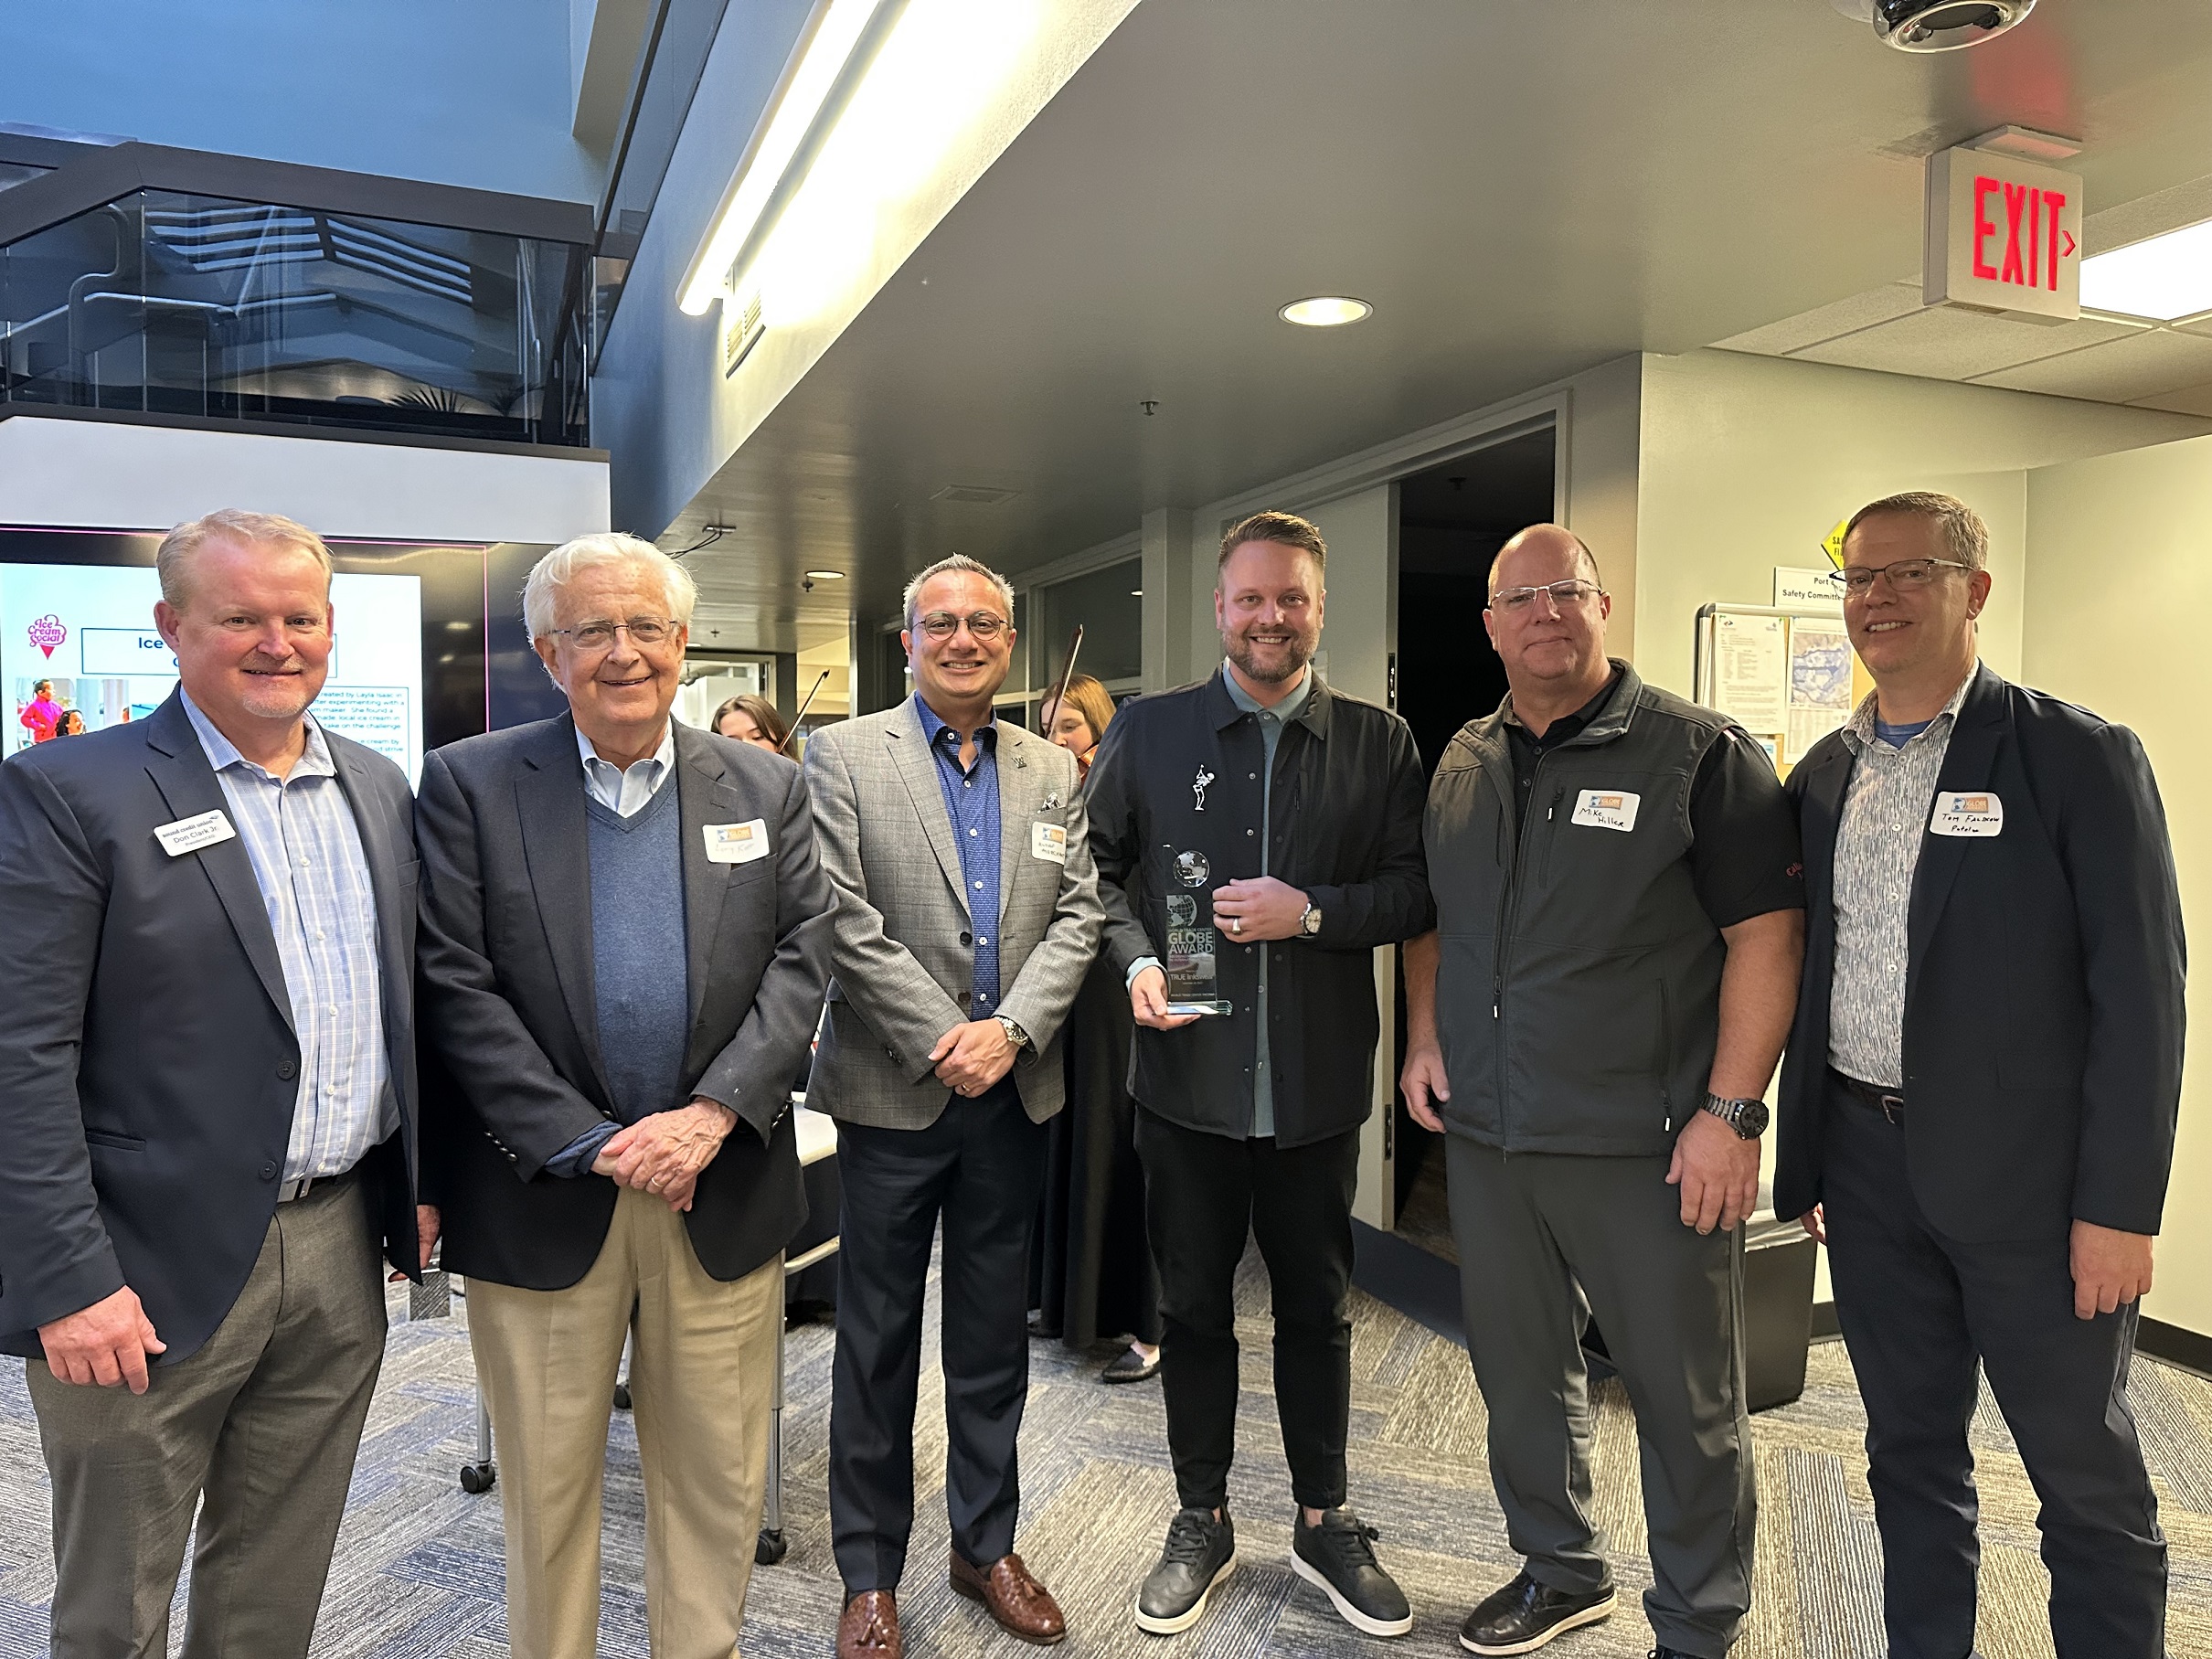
[1460, 1569, 1616, 1654]
[1101, 1345, 1160, 1383]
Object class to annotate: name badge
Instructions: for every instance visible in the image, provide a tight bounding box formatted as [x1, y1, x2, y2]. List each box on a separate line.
[1569, 789, 1641, 833]
[154, 809, 237, 857]
[1930, 792, 2004, 837]
[1031, 821, 1069, 864]
[703, 819, 771, 864]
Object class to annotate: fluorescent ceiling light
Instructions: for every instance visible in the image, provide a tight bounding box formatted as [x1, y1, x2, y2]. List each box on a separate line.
[1280, 296, 1373, 327]
[805, 569, 847, 580]
[2080, 218, 2212, 322]
[678, 0, 897, 317]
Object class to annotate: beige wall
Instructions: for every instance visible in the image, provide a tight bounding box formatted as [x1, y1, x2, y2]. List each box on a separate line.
[2024, 435, 2212, 1339]
[1630, 350, 2212, 697]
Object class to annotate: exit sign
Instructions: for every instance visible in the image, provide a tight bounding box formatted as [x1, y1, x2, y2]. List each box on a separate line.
[1924, 145, 2082, 321]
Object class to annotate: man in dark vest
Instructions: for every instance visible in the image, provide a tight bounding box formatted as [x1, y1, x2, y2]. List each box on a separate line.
[1087, 510, 1431, 1641]
[1400, 524, 1804, 1659]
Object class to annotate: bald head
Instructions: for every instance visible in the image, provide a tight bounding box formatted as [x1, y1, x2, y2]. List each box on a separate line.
[1488, 524, 1601, 597]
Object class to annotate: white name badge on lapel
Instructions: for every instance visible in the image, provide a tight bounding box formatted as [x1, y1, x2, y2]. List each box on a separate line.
[703, 818, 771, 864]
[1031, 821, 1069, 864]
[154, 809, 237, 857]
[1569, 790, 1641, 833]
[1930, 792, 2004, 837]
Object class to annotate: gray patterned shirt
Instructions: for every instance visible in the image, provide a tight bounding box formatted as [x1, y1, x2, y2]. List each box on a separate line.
[1826, 669, 1976, 1088]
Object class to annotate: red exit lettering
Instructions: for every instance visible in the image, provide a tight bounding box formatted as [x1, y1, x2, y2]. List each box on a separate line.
[1973, 175, 2076, 291]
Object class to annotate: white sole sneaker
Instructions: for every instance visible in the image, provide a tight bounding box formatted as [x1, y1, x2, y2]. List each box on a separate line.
[1458, 1587, 1618, 1654]
[1290, 1548, 1416, 1638]
[1133, 1553, 1237, 1636]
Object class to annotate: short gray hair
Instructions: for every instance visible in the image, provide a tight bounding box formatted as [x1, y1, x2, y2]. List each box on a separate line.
[1844, 492, 1989, 571]
[902, 554, 1016, 633]
[523, 532, 699, 639]
[156, 508, 334, 606]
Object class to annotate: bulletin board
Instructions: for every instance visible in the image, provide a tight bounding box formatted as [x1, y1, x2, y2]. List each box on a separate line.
[1693, 603, 1872, 779]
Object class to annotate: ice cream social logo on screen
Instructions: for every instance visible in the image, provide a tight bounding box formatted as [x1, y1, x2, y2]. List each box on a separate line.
[27, 614, 64, 659]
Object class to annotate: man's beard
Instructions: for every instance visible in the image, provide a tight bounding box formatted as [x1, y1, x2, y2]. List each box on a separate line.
[1225, 631, 1313, 686]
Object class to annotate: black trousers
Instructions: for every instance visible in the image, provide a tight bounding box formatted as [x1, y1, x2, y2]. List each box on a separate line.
[1133, 1107, 1358, 1514]
[1821, 1073, 2166, 1659]
[829, 1079, 1047, 1592]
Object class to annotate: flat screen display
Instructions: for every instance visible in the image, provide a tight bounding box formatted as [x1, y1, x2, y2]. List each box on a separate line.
[0, 529, 495, 781]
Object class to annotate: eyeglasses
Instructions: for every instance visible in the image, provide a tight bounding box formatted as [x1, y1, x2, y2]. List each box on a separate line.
[1828, 558, 1974, 595]
[1490, 580, 1602, 614]
[549, 616, 678, 651]
[914, 611, 1010, 641]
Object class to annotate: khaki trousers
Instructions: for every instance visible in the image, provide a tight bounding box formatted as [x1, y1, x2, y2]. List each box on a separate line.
[467, 1185, 782, 1659]
[29, 1175, 388, 1659]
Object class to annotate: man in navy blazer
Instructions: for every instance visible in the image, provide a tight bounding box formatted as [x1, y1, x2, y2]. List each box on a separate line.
[0, 510, 428, 1659]
[1778, 492, 2184, 1659]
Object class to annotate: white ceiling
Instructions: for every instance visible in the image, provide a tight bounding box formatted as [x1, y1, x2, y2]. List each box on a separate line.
[666, 0, 2212, 641]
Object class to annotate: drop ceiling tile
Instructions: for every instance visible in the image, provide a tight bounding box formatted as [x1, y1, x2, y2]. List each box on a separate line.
[2127, 381, 2212, 417]
[1793, 305, 2144, 380]
[1711, 282, 1923, 356]
[1974, 328, 2212, 401]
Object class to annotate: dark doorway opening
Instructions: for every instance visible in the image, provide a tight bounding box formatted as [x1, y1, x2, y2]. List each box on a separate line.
[1390, 425, 1558, 1252]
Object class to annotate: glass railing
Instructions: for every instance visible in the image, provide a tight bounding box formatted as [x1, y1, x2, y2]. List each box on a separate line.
[1, 188, 590, 445]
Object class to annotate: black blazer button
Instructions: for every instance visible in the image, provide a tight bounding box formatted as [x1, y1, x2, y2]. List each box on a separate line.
[961, 931, 973, 945]
[277, 1060, 297, 1079]
[260, 1162, 277, 1180]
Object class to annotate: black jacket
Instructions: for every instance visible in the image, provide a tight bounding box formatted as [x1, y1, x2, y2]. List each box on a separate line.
[416, 716, 833, 1289]
[1776, 665, 2185, 1242]
[0, 692, 422, 1363]
[1086, 670, 1431, 1146]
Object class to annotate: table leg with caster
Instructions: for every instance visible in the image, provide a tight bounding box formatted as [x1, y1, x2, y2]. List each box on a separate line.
[460, 1394, 496, 1494]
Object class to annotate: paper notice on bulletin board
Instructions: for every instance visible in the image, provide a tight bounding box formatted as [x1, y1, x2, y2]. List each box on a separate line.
[1709, 612, 1786, 736]
[1785, 620, 1854, 762]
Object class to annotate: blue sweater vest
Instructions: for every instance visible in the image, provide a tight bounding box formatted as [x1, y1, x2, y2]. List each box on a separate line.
[584, 780, 691, 1122]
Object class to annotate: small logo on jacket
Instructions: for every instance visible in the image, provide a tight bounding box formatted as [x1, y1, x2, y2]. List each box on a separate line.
[1193, 765, 1215, 812]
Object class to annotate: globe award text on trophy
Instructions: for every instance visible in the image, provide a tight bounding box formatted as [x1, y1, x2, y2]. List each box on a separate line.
[1163, 893, 1231, 1017]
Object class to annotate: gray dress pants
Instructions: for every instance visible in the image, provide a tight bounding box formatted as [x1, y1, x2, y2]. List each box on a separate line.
[1447, 1135, 1753, 1659]
[28, 1174, 388, 1659]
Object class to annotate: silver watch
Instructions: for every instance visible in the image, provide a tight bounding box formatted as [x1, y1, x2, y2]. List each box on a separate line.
[1299, 901, 1323, 937]
[994, 1014, 1031, 1051]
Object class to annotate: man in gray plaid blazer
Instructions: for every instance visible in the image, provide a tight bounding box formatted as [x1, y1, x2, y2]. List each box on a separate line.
[804, 554, 1103, 1659]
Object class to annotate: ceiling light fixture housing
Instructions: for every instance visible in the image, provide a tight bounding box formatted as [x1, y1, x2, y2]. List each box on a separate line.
[1280, 296, 1374, 327]
[2081, 218, 2212, 322]
[804, 569, 847, 580]
[1832, 0, 2037, 51]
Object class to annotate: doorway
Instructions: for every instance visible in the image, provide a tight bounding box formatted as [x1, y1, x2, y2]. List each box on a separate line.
[1389, 424, 1558, 1255]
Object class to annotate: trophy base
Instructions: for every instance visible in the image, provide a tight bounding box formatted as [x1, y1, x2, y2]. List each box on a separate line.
[1164, 1000, 1233, 1017]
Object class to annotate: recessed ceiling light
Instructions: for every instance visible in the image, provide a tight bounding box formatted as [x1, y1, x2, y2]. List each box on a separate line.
[1280, 295, 1373, 327]
[805, 569, 846, 580]
[2081, 218, 2212, 321]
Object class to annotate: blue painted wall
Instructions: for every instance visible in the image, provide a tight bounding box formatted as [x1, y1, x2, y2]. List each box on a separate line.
[5, 0, 598, 205]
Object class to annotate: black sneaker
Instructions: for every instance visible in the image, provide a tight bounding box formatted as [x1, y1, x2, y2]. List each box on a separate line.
[1290, 1507, 1414, 1638]
[1133, 1505, 1237, 1635]
[1459, 1569, 1617, 1654]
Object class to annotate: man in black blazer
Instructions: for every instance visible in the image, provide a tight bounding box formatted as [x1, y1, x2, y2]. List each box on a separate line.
[418, 533, 832, 1659]
[1778, 492, 2183, 1659]
[0, 509, 428, 1659]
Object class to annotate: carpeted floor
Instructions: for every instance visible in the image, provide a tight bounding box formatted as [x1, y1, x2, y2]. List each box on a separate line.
[2, 1239, 2210, 1658]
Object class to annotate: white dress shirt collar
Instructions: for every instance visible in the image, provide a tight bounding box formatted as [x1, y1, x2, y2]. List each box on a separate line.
[577, 719, 676, 818]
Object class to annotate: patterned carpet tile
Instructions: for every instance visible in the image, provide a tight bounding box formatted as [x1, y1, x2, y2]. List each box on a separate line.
[1, 1255, 2209, 1656]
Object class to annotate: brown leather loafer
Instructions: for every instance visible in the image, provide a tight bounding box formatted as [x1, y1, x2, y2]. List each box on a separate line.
[950, 1550, 1068, 1645]
[837, 1590, 902, 1659]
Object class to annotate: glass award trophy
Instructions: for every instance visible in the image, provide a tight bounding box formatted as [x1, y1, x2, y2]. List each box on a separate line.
[1163, 894, 1231, 1016]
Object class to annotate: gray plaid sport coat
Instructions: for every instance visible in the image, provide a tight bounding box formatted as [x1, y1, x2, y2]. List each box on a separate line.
[803, 698, 1103, 1130]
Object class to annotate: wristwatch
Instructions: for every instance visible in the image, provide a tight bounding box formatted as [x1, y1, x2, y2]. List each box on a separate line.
[1700, 1092, 1770, 1139]
[1298, 900, 1323, 937]
[994, 1015, 1031, 1052]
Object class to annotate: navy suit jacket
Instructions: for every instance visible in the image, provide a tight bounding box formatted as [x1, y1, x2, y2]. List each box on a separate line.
[1776, 665, 2185, 1242]
[0, 691, 422, 1362]
[415, 715, 833, 1291]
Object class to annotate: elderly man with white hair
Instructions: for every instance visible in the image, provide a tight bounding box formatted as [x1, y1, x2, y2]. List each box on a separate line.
[416, 532, 835, 1659]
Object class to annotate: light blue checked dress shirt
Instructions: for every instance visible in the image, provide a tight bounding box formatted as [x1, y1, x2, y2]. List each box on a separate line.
[182, 691, 392, 1181]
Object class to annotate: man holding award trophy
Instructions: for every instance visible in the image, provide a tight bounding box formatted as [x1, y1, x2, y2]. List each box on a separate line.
[1084, 510, 1431, 1641]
